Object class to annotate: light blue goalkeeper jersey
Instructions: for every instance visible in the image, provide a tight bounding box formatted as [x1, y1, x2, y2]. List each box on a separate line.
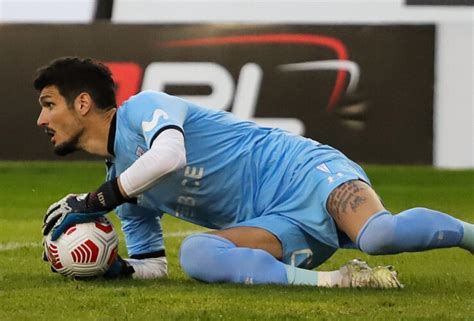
[106, 91, 355, 256]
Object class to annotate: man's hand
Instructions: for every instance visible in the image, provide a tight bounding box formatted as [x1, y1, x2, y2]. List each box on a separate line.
[42, 193, 108, 241]
[103, 255, 136, 279]
[106, 251, 168, 279]
[42, 178, 129, 241]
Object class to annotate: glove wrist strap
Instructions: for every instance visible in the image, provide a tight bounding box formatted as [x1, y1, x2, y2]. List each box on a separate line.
[87, 177, 127, 212]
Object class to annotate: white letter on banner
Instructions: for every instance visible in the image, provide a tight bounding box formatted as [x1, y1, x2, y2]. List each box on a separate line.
[142, 62, 234, 111]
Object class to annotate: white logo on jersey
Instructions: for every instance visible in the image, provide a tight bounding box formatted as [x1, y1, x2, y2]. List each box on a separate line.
[141, 108, 169, 132]
[135, 146, 145, 157]
[290, 249, 313, 267]
[316, 163, 330, 173]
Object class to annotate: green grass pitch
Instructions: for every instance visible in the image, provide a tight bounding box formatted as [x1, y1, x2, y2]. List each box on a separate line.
[0, 161, 472, 320]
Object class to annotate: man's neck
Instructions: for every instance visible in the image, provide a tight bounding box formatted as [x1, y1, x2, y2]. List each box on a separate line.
[79, 108, 117, 157]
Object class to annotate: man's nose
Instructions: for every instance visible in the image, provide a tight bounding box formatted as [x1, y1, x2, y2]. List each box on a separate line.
[37, 109, 48, 127]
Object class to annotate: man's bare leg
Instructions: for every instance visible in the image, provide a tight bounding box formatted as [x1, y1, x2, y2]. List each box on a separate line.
[326, 180, 472, 255]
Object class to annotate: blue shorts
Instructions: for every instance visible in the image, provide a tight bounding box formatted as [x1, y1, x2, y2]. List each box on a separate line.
[229, 156, 370, 269]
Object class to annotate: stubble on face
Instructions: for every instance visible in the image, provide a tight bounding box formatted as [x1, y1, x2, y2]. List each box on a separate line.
[52, 129, 83, 156]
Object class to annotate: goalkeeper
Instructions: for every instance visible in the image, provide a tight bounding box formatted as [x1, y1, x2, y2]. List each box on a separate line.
[35, 57, 473, 288]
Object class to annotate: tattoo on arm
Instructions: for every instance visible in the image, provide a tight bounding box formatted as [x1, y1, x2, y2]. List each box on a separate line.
[327, 180, 368, 220]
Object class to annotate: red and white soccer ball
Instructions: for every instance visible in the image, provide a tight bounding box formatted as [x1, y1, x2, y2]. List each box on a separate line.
[43, 217, 119, 278]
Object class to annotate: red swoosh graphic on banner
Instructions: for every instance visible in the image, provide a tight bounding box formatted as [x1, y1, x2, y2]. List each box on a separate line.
[163, 34, 349, 112]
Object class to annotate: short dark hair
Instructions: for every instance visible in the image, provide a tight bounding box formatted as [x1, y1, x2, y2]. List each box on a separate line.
[33, 57, 117, 110]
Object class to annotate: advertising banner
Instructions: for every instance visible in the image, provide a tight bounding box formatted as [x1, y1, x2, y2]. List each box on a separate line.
[0, 24, 434, 163]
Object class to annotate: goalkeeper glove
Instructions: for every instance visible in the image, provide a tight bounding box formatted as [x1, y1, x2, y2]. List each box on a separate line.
[103, 255, 136, 279]
[42, 177, 127, 241]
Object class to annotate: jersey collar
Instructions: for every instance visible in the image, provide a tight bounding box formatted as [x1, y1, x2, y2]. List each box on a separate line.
[107, 112, 117, 157]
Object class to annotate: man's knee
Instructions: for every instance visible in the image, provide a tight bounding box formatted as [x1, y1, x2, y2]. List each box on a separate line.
[327, 179, 386, 242]
[356, 211, 397, 255]
[179, 233, 235, 282]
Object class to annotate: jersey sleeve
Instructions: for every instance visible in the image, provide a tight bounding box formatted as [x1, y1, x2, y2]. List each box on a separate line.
[122, 91, 188, 148]
[114, 203, 166, 257]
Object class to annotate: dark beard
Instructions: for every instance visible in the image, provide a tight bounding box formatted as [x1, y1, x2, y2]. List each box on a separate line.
[53, 134, 80, 156]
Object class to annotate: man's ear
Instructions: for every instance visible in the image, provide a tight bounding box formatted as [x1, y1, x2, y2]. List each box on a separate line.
[74, 92, 93, 116]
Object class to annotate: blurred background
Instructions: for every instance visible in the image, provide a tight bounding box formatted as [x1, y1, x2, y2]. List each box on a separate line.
[0, 0, 472, 168]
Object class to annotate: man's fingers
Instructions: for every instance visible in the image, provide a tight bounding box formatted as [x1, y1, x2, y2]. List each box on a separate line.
[41, 239, 49, 262]
[45, 204, 61, 218]
[42, 213, 63, 236]
[50, 212, 107, 241]
[45, 193, 76, 217]
[50, 215, 75, 241]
